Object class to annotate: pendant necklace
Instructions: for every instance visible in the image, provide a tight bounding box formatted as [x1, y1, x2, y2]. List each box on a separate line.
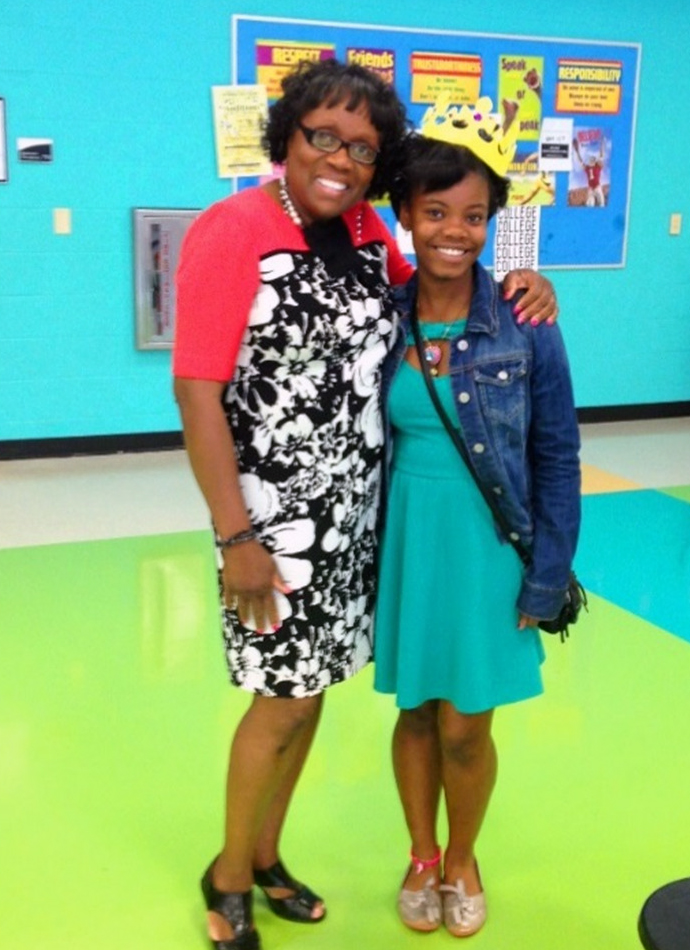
[419, 322, 463, 376]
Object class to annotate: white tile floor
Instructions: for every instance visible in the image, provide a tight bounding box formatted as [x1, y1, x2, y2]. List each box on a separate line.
[577, 418, 690, 488]
[0, 418, 688, 548]
[0, 450, 207, 548]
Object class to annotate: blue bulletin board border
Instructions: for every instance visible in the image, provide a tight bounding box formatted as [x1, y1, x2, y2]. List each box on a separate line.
[232, 16, 641, 269]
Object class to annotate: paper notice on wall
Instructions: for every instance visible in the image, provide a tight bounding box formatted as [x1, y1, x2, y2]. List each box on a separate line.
[256, 41, 336, 100]
[409, 50, 482, 104]
[17, 137, 53, 162]
[493, 206, 540, 281]
[212, 85, 271, 178]
[539, 117, 573, 171]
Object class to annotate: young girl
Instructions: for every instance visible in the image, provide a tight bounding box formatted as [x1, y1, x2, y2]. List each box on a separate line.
[374, 120, 581, 937]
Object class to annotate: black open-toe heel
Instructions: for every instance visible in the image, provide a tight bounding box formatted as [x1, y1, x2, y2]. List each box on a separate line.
[201, 860, 261, 950]
[253, 860, 326, 924]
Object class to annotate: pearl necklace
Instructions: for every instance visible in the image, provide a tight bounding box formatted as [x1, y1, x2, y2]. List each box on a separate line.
[277, 176, 364, 245]
[278, 177, 304, 227]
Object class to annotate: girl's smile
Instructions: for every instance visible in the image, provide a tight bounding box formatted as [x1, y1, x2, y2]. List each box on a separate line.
[400, 172, 490, 286]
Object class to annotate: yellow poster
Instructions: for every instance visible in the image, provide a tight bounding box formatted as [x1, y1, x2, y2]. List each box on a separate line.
[346, 47, 395, 85]
[410, 51, 482, 105]
[507, 149, 555, 207]
[556, 59, 622, 114]
[256, 41, 336, 99]
[498, 55, 544, 141]
[211, 85, 271, 178]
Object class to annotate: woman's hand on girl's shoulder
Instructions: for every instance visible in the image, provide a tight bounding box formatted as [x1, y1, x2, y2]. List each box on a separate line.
[503, 269, 558, 327]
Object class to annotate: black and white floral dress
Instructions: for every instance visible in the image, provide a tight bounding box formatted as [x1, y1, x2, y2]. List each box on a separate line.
[174, 189, 411, 698]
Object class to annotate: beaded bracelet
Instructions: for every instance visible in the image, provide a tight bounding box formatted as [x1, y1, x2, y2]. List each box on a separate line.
[215, 528, 257, 549]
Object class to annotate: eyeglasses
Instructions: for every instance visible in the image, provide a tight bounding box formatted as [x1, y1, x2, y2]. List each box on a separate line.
[297, 122, 379, 166]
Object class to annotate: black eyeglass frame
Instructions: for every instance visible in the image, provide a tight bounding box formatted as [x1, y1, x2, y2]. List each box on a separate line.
[296, 121, 379, 166]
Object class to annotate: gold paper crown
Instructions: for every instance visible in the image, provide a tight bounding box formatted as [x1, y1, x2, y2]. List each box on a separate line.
[420, 96, 518, 178]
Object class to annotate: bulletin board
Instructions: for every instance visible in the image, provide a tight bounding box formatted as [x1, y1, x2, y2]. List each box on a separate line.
[232, 16, 641, 269]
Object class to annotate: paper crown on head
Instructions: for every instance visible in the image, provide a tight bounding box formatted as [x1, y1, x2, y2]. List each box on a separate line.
[419, 96, 518, 178]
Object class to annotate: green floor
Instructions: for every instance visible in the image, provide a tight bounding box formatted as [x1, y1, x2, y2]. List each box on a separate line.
[2, 529, 689, 950]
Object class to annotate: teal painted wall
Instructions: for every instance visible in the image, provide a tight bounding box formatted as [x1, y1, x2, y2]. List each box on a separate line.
[1, 1, 689, 441]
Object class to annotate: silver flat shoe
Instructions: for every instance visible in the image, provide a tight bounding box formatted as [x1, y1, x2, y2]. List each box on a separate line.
[441, 878, 487, 937]
[398, 875, 442, 932]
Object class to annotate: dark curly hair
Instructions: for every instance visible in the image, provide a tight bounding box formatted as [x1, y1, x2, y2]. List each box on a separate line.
[389, 134, 510, 220]
[262, 59, 409, 200]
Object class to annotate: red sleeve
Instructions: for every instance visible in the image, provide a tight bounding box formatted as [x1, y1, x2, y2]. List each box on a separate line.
[173, 196, 260, 381]
[385, 231, 415, 286]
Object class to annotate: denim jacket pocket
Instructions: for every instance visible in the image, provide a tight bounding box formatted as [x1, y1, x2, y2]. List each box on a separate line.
[472, 359, 528, 434]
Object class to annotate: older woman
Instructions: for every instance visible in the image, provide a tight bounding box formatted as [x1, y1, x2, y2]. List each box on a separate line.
[173, 59, 557, 950]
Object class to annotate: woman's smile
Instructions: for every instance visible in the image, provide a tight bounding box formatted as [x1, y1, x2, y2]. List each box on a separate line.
[314, 175, 348, 195]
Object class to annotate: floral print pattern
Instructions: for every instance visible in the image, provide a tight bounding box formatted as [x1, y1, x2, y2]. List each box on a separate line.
[221, 242, 397, 697]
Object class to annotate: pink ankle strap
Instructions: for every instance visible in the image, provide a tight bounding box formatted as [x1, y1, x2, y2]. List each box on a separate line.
[411, 846, 442, 875]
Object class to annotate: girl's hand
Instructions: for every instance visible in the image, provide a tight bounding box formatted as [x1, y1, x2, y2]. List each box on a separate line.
[221, 541, 291, 634]
[518, 613, 541, 630]
[503, 269, 558, 326]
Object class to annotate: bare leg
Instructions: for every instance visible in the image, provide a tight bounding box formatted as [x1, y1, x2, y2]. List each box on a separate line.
[208, 693, 323, 941]
[252, 698, 325, 917]
[438, 702, 496, 895]
[252, 697, 323, 868]
[393, 702, 443, 891]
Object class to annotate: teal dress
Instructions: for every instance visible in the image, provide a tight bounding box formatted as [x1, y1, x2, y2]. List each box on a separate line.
[374, 322, 545, 714]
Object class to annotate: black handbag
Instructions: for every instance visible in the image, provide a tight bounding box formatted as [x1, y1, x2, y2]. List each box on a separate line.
[409, 304, 586, 642]
[536, 573, 587, 638]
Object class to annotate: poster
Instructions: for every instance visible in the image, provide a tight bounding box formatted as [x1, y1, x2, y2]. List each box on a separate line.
[497, 55, 543, 141]
[556, 58, 623, 114]
[494, 206, 541, 280]
[539, 117, 574, 172]
[410, 51, 482, 104]
[507, 150, 556, 208]
[212, 85, 271, 178]
[256, 40, 336, 99]
[569, 126, 611, 207]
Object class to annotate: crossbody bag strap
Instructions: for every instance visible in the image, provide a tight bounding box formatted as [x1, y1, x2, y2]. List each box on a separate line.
[409, 301, 531, 568]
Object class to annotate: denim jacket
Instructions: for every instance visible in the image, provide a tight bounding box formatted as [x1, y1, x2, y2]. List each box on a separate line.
[382, 265, 581, 621]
